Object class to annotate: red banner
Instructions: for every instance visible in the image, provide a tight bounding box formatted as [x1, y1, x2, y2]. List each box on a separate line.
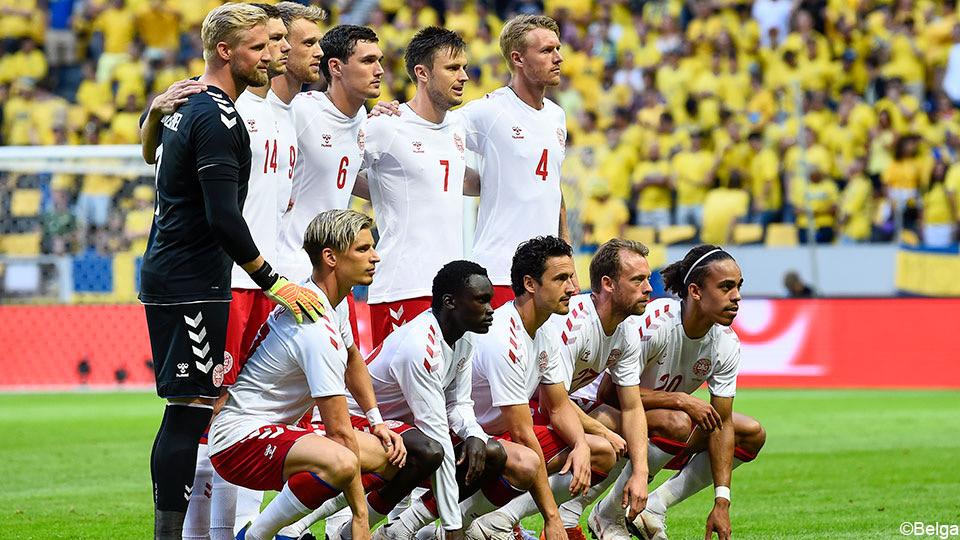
[732, 298, 960, 388]
[0, 299, 957, 389]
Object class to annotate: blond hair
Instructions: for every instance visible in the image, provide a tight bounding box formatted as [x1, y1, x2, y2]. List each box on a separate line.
[303, 209, 374, 265]
[499, 14, 560, 68]
[201, 3, 269, 62]
[275, 1, 327, 28]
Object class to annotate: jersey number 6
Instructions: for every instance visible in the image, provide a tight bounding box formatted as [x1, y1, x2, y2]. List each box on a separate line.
[337, 156, 349, 189]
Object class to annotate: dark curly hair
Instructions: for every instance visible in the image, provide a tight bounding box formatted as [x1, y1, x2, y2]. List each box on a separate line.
[510, 236, 573, 297]
[432, 260, 489, 311]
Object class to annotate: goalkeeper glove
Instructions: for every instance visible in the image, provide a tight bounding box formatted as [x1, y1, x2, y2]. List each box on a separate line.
[249, 261, 323, 324]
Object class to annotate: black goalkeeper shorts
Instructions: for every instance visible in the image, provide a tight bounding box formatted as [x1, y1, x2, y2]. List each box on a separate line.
[144, 301, 230, 399]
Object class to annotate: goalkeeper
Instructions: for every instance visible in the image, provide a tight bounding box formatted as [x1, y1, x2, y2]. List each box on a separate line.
[137, 4, 321, 538]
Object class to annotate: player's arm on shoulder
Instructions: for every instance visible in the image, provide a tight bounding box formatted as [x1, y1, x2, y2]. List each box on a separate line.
[352, 170, 370, 200]
[463, 167, 481, 196]
[140, 79, 207, 164]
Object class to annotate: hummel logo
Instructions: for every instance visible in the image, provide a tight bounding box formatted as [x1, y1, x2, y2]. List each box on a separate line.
[322, 133, 332, 147]
[511, 126, 524, 139]
[246, 118, 257, 132]
[412, 141, 424, 153]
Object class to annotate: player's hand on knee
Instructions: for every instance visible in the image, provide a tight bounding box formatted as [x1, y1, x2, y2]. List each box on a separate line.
[602, 428, 627, 459]
[368, 100, 400, 118]
[682, 396, 722, 431]
[459, 436, 487, 485]
[561, 442, 593, 496]
[372, 424, 406, 467]
[265, 276, 324, 323]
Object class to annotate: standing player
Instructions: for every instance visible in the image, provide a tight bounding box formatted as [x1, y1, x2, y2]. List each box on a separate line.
[460, 15, 574, 307]
[487, 239, 655, 540]
[138, 5, 321, 538]
[209, 210, 408, 540]
[586, 246, 766, 540]
[277, 24, 383, 283]
[360, 27, 471, 345]
[465, 237, 616, 540]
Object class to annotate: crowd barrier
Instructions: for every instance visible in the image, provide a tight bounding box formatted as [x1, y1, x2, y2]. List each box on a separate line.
[0, 298, 956, 390]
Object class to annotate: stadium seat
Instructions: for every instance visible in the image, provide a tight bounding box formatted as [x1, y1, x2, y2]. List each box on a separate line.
[658, 225, 697, 245]
[899, 229, 920, 247]
[732, 223, 764, 245]
[10, 189, 42, 217]
[0, 232, 42, 255]
[624, 225, 656, 246]
[765, 223, 799, 247]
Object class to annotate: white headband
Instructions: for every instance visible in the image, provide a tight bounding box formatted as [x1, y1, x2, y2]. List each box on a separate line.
[683, 249, 723, 285]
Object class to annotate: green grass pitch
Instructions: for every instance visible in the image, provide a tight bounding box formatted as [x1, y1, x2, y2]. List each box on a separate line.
[1, 389, 959, 539]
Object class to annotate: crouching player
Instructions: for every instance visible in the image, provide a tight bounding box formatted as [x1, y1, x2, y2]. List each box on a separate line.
[464, 237, 617, 540]
[209, 210, 422, 540]
[587, 245, 766, 540]
[492, 238, 655, 540]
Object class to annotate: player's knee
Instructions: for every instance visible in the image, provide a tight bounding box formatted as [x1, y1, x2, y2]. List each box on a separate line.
[737, 417, 766, 454]
[327, 447, 359, 487]
[507, 445, 539, 489]
[649, 409, 693, 441]
[587, 436, 617, 472]
[406, 431, 444, 472]
[485, 439, 508, 475]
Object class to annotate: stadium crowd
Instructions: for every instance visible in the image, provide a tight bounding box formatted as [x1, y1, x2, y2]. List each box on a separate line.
[2, 0, 960, 256]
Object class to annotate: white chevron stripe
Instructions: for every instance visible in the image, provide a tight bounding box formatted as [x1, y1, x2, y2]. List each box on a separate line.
[268, 427, 285, 438]
[188, 327, 207, 343]
[192, 342, 210, 359]
[184, 312, 203, 328]
[195, 359, 213, 374]
[220, 114, 237, 129]
[216, 103, 235, 114]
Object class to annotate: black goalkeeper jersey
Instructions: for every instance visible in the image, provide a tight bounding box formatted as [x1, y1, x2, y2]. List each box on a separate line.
[139, 86, 251, 304]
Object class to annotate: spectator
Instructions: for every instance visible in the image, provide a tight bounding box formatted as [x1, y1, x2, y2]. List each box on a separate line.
[581, 179, 629, 252]
[672, 130, 717, 228]
[783, 271, 815, 298]
[882, 133, 926, 222]
[630, 143, 672, 229]
[794, 165, 839, 244]
[41, 189, 76, 255]
[123, 185, 154, 253]
[944, 24, 960, 106]
[839, 159, 874, 243]
[920, 162, 957, 248]
[747, 131, 782, 226]
[753, 0, 799, 48]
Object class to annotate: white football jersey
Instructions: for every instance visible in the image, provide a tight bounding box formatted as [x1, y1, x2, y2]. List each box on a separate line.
[548, 293, 643, 393]
[208, 281, 354, 454]
[277, 91, 366, 281]
[363, 105, 467, 304]
[635, 298, 740, 397]
[349, 310, 485, 530]
[471, 301, 564, 435]
[460, 88, 567, 285]
[230, 90, 296, 289]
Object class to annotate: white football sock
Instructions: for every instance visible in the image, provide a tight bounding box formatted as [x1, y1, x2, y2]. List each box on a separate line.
[276, 494, 340, 539]
[647, 445, 674, 478]
[393, 496, 437, 536]
[236, 487, 264, 533]
[646, 452, 744, 515]
[459, 490, 497, 526]
[247, 484, 308, 540]
[209, 470, 238, 540]
[183, 443, 213, 539]
[559, 458, 625, 527]
[497, 472, 576, 525]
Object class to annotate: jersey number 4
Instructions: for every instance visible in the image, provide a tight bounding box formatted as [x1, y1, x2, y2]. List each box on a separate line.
[536, 149, 549, 181]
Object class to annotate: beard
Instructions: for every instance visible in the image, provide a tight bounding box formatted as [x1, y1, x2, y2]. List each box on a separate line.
[426, 82, 460, 112]
[233, 62, 269, 89]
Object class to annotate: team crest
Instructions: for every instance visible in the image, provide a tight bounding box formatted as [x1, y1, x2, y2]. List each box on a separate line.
[212, 363, 225, 388]
[579, 349, 591, 363]
[246, 118, 257, 132]
[511, 126, 524, 139]
[222, 351, 234, 374]
[321, 133, 332, 148]
[457, 357, 467, 371]
[606, 349, 622, 367]
[453, 133, 465, 154]
[538, 351, 549, 373]
[357, 129, 366, 152]
[693, 358, 711, 377]
[556, 127, 565, 146]
[412, 141, 424, 153]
